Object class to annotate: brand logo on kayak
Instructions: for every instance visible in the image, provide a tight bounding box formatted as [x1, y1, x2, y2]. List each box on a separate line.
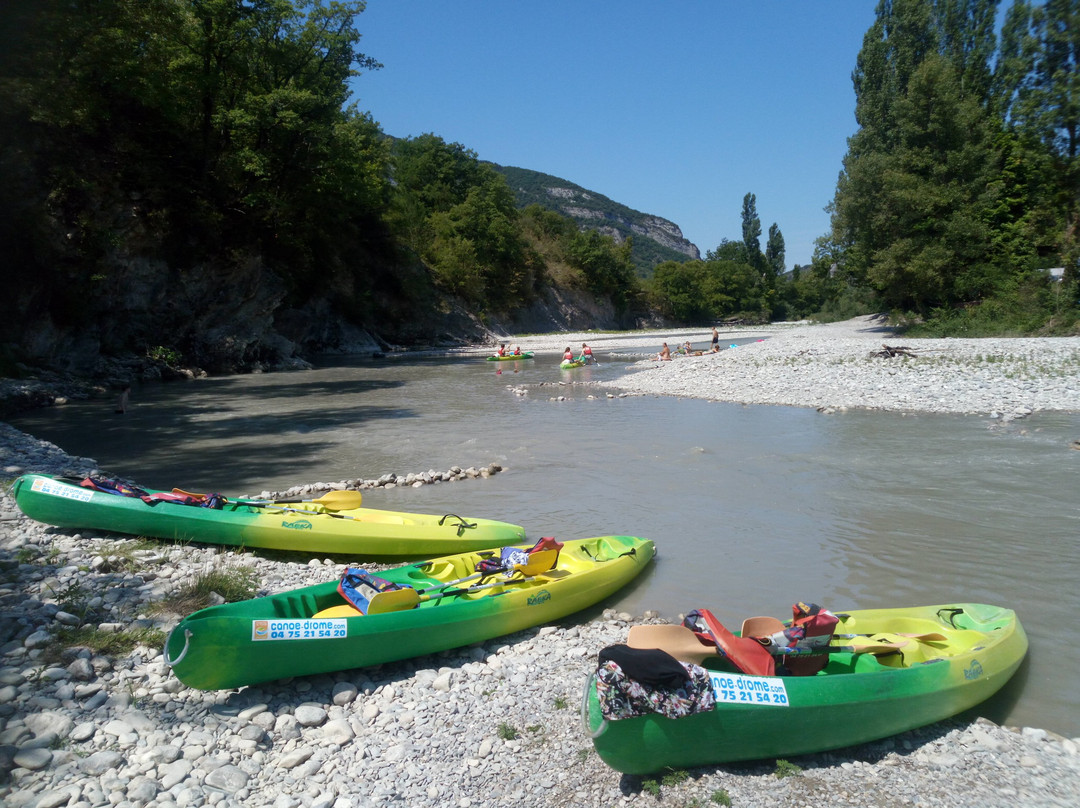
[964, 659, 984, 680]
[282, 519, 313, 530]
[527, 590, 551, 606]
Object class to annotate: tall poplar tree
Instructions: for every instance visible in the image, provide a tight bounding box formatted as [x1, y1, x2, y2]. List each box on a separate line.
[741, 192, 762, 265]
[765, 224, 786, 279]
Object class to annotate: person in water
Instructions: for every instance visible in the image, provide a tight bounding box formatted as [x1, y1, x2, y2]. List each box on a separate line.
[581, 343, 594, 363]
[114, 385, 131, 414]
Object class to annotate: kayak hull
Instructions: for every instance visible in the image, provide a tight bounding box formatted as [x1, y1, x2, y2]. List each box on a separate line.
[166, 535, 655, 689]
[585, 603, 1027, 773]
[560, 360, 585, 369]
[12, 474, 526, 556]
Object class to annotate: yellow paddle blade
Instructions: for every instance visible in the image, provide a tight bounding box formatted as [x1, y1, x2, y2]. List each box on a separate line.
[364, 587, 421, 615]
[313, 604, 364, 619]
[516, 549, 559, 577]
[301, 490, 363, 510]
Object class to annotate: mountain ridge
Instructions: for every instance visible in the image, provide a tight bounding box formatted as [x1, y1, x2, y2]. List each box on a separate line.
[489, 164, 701, 277]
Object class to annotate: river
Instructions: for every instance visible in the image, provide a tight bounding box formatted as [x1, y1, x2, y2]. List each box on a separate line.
[10, 349, 1080, 737]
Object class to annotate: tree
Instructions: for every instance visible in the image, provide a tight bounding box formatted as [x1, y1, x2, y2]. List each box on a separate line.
[765, 223, 786, 279]
[829, 0, 1012, 313]
[741, 192, 762, 264]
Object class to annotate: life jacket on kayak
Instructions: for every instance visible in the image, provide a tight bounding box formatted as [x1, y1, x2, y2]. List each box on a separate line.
[79, 477, 226, 509]
[683, 609, 776, 676]
[740, 602, 840, 675]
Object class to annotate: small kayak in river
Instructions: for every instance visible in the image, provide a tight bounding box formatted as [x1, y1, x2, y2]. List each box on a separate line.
[166, 534, 655, 689]
[584, 602, 1027, 773]
[486, 352, 534, 361]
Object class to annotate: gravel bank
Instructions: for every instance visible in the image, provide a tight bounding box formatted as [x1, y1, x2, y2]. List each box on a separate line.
[2, 424, 1079, 807]
[587, 316, 1080, 416]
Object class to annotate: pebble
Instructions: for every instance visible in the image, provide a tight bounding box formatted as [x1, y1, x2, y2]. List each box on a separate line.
[3, 319, 1080, 806]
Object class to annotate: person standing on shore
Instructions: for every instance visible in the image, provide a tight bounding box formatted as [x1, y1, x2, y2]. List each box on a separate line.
[114, 385, 131, 414]
[711, 327, 719, 350]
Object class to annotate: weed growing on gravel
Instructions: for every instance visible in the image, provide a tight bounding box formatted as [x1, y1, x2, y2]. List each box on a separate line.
[497, 722, 519, 740]
[774, 759, 802, 778]
[711, 789, 732, 805]
[42, 625, 166, 664]
[104, 538, 164, 572]
[553, 696, 568, 709]
[155, 565, 258, 615]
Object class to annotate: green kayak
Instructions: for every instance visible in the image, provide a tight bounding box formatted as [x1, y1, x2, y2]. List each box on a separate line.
[584, 603, 1027, 773]
[486, 351, 534, 361]
[166, 535, 655, 690]
[12, 473, 526, 557]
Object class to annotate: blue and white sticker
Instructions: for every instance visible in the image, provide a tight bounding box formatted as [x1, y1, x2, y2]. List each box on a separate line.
[251, 619, 347, 641]
[31, 478, 94, 502]
[709, 672, 790, 706]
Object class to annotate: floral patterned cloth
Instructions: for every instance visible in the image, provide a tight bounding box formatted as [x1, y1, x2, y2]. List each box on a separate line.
[596, 659, 715, 720]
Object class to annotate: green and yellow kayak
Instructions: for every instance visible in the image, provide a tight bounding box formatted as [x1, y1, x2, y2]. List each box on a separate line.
[560, 359, 585, 369]
[12, 473, 526, 557]
[486, 351, 534, 361]
[585, 603, 1027, 773]
[166, 535, 655, 690]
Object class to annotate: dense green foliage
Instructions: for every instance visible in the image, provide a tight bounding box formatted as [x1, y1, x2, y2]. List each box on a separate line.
[0, 1, 643, 370]
[1, 0, 1076, 370]
[824, 0, 1078, 334]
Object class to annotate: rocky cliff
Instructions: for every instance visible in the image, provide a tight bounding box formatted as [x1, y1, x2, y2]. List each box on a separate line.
[491, 165, 701, 274]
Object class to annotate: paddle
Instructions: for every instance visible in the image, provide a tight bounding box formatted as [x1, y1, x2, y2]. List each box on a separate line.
[173, 488, 364, 511]
[742, 616, 946, 644]
[834, 632, 947, 642]
[415, 548, 559, 597]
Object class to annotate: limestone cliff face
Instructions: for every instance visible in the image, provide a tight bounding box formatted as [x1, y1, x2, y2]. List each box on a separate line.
[559, 198, 700, 261]
[492, 165, 702, 271]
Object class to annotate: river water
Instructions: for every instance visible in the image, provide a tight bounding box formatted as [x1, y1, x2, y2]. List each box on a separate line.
[10, 350, 1080, 737]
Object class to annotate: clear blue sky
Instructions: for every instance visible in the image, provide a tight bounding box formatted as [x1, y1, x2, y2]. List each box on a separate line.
[348, 1, 880, 268]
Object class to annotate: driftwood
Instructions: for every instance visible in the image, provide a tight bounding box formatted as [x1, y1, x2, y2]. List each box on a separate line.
[869, 344, 920, 358]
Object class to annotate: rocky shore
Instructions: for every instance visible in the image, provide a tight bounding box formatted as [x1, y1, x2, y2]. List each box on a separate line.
[3, 318, 1080, 807]
[491, 314, 1080, 417]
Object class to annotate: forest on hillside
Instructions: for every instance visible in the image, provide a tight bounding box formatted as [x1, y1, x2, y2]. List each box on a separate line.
[1, 0, 1077, 380]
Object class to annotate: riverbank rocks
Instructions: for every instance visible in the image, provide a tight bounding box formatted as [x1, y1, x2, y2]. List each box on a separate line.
[257, 464, 505, 499]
